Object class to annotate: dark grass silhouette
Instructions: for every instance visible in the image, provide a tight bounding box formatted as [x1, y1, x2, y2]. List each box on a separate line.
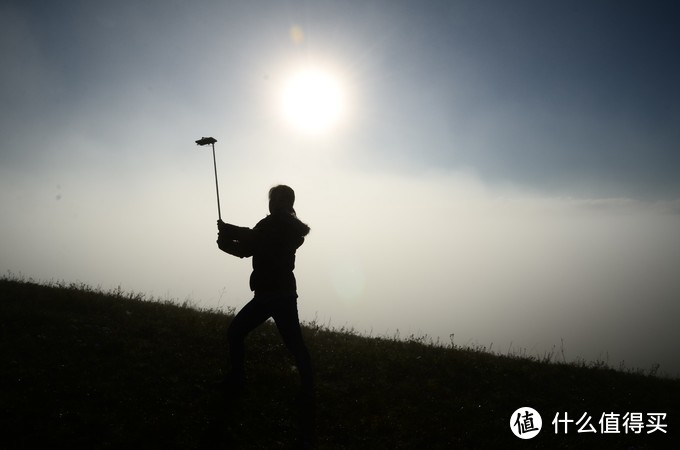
[1, 277, 679, 449]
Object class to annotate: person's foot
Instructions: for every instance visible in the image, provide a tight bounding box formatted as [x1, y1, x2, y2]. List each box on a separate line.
[297, 390, 316, 449]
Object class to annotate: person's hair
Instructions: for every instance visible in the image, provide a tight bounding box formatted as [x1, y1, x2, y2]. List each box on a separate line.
[269, 185, 296, 215]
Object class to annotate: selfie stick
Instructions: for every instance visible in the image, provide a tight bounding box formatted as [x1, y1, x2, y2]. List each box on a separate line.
[195, 137, 221, 221]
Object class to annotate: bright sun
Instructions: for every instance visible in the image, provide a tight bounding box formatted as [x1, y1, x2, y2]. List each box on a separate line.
[280, 66, 347, 135]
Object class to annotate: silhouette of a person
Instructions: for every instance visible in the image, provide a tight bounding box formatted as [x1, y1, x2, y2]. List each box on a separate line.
[216, 184, 314, 444]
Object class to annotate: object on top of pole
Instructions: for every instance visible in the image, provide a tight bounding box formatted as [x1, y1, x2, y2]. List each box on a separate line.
[196, 136, 217, 146]
[194, 136, 222, 221]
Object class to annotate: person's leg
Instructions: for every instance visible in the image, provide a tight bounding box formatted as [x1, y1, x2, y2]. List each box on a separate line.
[271, 295, 314, 393]
[226, 296, 272, 387]
[271, 295, 315, 444]
[206, 297, 272, 445]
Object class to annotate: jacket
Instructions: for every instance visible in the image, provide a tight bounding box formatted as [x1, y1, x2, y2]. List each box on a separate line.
[217, 212, 310, 293]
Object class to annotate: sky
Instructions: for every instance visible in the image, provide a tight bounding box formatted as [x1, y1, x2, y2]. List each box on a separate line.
[1, 0, 679, 376]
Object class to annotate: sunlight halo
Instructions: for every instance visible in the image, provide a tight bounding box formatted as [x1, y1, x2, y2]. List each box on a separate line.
[279, 65, 348, 135]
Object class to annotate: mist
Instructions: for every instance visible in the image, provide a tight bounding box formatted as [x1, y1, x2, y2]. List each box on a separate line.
[299, 171, 680, 375]
[3, 160, 679, 376]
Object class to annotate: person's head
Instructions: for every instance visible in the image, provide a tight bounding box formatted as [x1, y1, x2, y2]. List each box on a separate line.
[268, 185, 296, 215]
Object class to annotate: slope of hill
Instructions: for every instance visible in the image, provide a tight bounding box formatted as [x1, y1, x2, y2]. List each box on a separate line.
[1, 278, 678, 449]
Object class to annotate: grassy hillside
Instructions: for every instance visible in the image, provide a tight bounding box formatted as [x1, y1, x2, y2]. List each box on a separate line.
[1, 278, 678, 449]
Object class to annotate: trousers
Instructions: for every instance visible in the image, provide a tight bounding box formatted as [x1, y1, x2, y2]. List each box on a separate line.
[227, 292, 314, 393]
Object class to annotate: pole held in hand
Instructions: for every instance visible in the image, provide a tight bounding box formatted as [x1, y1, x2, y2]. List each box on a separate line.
[195, 137, 222, 221]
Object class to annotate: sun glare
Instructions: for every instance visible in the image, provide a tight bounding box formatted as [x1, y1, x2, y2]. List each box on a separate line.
[280, 66, 347, 135]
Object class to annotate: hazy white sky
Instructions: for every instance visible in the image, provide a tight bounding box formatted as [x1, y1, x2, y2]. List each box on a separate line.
[1, 0, 679, 375]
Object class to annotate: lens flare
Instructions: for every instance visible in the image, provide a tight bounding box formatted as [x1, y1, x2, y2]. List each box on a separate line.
[289, 25, 304, 44]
